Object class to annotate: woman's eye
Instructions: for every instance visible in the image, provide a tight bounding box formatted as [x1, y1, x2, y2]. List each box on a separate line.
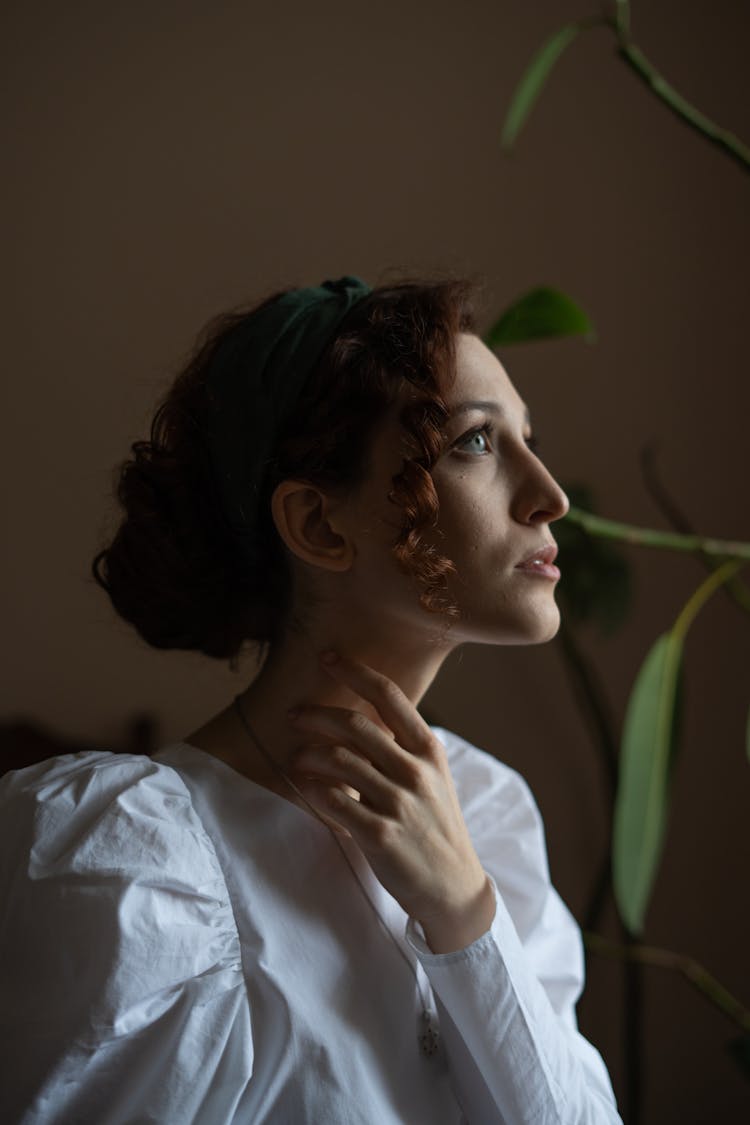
[457, 427, 491, 455]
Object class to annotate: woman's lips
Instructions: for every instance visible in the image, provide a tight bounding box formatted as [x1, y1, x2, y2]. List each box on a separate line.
[514, 543, 560, 580]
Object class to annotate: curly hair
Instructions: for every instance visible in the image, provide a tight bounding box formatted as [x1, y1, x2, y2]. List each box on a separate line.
[92, 275, 482, 659]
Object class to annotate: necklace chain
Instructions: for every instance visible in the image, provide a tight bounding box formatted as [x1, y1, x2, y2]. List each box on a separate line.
[232, 694, 440, 1059]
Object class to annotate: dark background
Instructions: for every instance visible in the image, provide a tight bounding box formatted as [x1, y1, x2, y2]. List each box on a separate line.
[3, 2, 749, 1120]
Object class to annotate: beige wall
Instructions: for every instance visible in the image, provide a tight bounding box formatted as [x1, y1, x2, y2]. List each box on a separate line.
[3, 1, 749, 1119]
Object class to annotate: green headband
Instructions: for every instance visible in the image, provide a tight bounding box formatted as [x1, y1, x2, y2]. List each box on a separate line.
[204, 275, 372, 561]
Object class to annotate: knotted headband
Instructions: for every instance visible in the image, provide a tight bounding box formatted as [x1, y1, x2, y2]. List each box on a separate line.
[204, 275, 373, 561]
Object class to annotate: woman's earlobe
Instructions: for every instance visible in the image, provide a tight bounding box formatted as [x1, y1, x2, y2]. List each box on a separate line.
[271, 481, 354, 572]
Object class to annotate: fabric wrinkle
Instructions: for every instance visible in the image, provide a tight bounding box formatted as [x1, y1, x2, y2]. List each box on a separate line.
[0, 727, 622, 1124]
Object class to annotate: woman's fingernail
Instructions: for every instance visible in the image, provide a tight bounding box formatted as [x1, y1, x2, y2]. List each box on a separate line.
[320, 650, 339, 665]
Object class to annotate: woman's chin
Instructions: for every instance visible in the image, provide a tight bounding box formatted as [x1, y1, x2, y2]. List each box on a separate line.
[448, 600, 562, 647]
[510, 608, 562, 646]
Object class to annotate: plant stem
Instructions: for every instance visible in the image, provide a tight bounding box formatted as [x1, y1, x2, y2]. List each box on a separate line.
[614, 0, 630, 38]
[624, 938, 643, 1125]
[555, 621, 644, 1118]
[583, 851, 613, 934]
[557, 620, 619, 798]
[555, 620, 617, 929]
[566, 506, 750, 560]
[639, 445, 750, 615]
[671, 559, 744, 643]
[614, 39, 750, 171]
[584, 932, 750, 1031]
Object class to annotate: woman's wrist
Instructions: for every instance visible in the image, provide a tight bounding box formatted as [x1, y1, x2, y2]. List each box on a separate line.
[420, 872, 496, 954]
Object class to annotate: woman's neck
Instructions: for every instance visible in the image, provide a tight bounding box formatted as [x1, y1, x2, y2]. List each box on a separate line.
[184, 621, 454, 792]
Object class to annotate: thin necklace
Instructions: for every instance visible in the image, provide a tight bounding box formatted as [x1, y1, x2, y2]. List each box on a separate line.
[232, 694, 440, 1059]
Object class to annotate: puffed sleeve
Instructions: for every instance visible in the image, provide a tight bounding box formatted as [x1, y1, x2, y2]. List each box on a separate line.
[405, 728, 622, 1125]
[0, 752, 252, 1125]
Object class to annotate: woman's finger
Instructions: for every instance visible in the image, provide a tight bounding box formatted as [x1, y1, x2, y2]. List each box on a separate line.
[293, 742, 401, 812]
[318, 652, 437, 757]
[291, 772, 387, 839]
[287, 776, 354, 837]
[289, 705, 413, 782]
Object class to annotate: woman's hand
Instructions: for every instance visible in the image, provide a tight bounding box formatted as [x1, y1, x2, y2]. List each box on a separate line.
[288, 652, 496, 953]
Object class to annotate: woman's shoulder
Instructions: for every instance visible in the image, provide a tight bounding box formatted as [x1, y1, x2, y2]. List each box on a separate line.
[1, 746, 184, 803]
[0, 750, 220, 887]
[0, 749, 242, 1024]
[0, 752, 249, 1122]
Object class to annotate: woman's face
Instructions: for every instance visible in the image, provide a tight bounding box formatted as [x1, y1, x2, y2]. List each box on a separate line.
[345, 332, 569, 648]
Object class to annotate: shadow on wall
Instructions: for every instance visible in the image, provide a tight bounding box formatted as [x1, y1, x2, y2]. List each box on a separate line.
[0, 716, 159, 777]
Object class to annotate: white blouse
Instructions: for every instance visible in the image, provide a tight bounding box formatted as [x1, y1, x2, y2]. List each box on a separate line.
[0, 726, 621, 1124]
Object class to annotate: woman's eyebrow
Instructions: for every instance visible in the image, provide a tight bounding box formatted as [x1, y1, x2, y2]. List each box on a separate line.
[450, 400, 501, 416]
[449, 400, 532, 427]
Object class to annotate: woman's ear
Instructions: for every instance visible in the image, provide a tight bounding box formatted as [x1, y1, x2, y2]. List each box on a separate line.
[271, 480, 355, 572]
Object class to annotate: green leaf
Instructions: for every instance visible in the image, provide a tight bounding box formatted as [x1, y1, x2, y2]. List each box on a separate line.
[613, 560, 742, 934]
[613, 632, 684, 935]
[501, 24, 582, 150]
[555, 485, 632, 635]
[484, 287, 595, 348]
[727, 1033, 750, 1082]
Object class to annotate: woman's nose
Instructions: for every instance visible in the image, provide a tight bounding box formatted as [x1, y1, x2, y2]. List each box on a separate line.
[512, 452, 569, 526]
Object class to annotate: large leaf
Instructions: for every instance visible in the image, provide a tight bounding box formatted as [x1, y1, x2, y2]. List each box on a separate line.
[501, 23, 583, 150]
[613, 632, 684, 934]
[613, 559, 743, 934]
[484, 287, 595, 348]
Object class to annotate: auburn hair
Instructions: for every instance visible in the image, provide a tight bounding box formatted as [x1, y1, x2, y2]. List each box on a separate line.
[92, 275, 482, 659]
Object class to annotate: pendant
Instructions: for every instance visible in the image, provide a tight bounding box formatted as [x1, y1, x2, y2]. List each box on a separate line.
[419, 1009, 440, 1057]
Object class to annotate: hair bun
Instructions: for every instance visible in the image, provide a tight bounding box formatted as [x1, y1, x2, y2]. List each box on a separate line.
[93, 436, 282, 658]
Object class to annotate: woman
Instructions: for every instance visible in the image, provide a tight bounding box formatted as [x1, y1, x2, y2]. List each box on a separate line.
[0, 275, 622, 1123]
